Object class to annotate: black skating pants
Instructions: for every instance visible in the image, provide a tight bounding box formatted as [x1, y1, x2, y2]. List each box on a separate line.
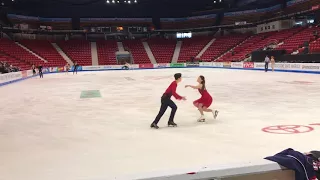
[265, 62, 269, 72]
[39, 71, 43, 78]
[153, 95, 177, 125]
[73, 67, 78, 74]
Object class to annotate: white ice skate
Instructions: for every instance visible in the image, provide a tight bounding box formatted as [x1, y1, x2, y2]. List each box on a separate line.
[197, 115, 205, 122]
[213, 110, 219, 119]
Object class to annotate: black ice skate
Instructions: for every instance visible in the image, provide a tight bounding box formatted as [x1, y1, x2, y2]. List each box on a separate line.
[214, 110, 219, 119]
[168, 121, 177, 127]
[150, 123, 159, 129]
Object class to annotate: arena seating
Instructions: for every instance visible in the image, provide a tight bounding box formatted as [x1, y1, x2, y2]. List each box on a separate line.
[276, 27, 318, 54]
[0, 54, 30, 70]
[200, 35, 248, 61]
[0, 39, 44, 66]
[19, 40, 66, 67]
[257, 27, 304, 47]
[218, 35, 265, 62]
[57, 40, 92, 66]
[178, 36, 212, 62]
[123, 40, 150, 64]
[218, 27, 304, 61]
[309, 38, 320, 53]
[96, 40, 118, 65]
[147, 38, 176, 63]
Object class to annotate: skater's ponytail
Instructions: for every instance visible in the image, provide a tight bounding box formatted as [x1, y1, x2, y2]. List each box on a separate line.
[200, 75, 206, 90]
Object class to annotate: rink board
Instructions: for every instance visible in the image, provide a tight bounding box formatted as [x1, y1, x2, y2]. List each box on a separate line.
[2, 62, 320, 87]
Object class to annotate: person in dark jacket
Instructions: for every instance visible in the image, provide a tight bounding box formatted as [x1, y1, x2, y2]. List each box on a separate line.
[306, 151, 320, 179]
[38, 65, 43, 78]
[73, 62, 79, 75]
[265, 148, 319, 180]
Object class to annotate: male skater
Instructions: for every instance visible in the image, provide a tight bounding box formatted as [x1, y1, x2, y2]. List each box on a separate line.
[151, 73, 186, 129]
[73, 62, 79, 75]
[264, 55, 270, 72]
[38, 64, 43, 78]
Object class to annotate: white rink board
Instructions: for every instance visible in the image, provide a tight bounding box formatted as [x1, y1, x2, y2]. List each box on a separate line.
[0, 68, 320, 180]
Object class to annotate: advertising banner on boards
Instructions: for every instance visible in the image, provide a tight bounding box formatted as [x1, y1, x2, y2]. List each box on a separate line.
[154, 63, 170, 68]
[243, 62, 254, 68]
[300, 63, 320, 71]
[186, 62, 200, 67]
[231, 62, 243, 68]
[223, 62, 232, 68]
[71, 66, 83, 71]
[82, 65, 119, 71]
[0, 72, 22, 84]
[170, 63, 186, 68]
[199, 62, 213, 67]
[139, 64, 154, 69]
[213, 62, 224, 67]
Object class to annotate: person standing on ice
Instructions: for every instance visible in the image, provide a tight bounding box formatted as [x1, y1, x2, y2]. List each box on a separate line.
[151, 73, 186, 129]
[271, 56, 275, 72]
[38, 64, 43, 78]
[264, 55, 270, 72]
[73, 62, 79, 75]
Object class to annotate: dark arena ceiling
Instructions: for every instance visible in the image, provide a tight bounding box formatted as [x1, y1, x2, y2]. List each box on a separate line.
[0, 0, 283, 18]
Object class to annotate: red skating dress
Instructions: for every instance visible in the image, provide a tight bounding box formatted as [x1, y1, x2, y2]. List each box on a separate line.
[193, 88, 213, 108]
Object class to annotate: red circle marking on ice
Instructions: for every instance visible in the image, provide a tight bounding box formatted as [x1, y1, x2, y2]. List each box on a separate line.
[262, 125, 314, 134]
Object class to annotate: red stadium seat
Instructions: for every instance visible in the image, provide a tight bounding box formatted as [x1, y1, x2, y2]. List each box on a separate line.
[123, 40, 150, 64]
[19, 40, 67, 67]
[96, 40, 118, 65]
[178, 36, 212, 62]
[147, 38, 176, 63]
[57, 40, 92, 66]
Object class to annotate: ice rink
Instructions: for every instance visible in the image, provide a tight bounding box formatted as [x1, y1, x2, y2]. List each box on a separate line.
[1, 68, 320, 180]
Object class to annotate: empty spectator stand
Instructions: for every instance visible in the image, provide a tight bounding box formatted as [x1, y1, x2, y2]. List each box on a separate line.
[218, 35, 265, 62]
[257, 27, 304, 47]
[276, 27, 319, 54]
[218, 27, 304, 61]
[19, 40, 66, 67]
[0, 38, 44, 66]
[57, 40, 92, 66]
[96, 40, 118, 65]
[178, 36, 212, 62]
[200, 35, 248, 62]
[123, 40, 150, 64]
[147, 38, 176, 63]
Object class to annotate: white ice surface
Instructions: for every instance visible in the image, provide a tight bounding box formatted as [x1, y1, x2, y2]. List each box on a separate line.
[0, 68, 320, 180]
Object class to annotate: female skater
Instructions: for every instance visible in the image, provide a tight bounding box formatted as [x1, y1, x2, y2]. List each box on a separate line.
[65, 63, 70, 74]
[271, 56, 275, 72]
[185, 75, 218, 122]
[32, 64, 36, 76]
